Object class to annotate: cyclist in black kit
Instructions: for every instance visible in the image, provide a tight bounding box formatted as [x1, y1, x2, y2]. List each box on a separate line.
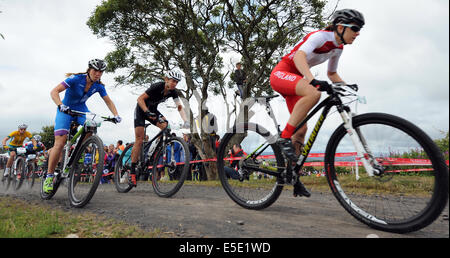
[129, 70, 189, 186]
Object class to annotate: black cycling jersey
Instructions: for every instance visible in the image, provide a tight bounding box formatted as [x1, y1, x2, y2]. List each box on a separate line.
[134, 81, 179, 128]
[139, 81, 179, 109]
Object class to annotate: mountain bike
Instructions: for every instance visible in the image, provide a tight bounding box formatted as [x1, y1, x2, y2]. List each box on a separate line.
[114, 118, 190, 197]
[40, 110, 117, 208]
[14, 149, 40, 190]
[1, 147, 28, 191]
[217, 83, 449, 234]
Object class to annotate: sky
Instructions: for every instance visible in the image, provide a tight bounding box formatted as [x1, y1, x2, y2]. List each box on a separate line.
[0, 0, 449, 152]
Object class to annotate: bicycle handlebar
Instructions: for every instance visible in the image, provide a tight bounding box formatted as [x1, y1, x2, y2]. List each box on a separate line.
[64, 109, 118, 124]
[330, 83, 359, 96]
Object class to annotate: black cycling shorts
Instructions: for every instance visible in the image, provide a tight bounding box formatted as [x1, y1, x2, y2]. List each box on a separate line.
[134, 106, 164, 128]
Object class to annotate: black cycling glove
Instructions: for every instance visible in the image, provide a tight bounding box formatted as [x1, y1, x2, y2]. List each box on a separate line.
[310, 79, 331, 93]
[145, 111, 157, 120]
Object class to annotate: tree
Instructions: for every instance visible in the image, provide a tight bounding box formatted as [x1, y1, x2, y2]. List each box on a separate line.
[434, 130, 449, 160]
[34, 125, 55, 149]
[88, 0, 227, 179]
[87, 0, 332, 179]
[222, 0, 329, 97]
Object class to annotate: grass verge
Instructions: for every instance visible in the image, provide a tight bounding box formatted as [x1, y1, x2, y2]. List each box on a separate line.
[0, 196, 174, 238]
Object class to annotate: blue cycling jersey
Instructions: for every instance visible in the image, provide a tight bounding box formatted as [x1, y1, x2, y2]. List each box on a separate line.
[54, 74, 108, 136]
[61, 74, 108, 112]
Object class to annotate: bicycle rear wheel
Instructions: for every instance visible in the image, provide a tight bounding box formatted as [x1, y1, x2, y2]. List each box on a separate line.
[114, 143, 134, 193]
[68, 135, 105, 208]
[325, 113, 449, 233]
[217, 123, 285, 210]
[25, 162, 36, 189]
[151, 137, 190, 197]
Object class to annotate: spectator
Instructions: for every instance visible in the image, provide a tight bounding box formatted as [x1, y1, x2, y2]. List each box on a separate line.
[232, 62, 247, 99]
[115, 140, 125, 159]
[166, 133, 184, 180]
[224, 144, 246, 180]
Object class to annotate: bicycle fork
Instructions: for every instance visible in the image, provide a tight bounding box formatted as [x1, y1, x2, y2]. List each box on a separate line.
[339, 110, 381, 179]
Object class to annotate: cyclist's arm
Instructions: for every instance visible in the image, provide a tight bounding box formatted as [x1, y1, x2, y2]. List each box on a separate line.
[293, 50, 315, 83]
[50, 83, 67, 106]
[2, 136, 9, 147]
[174, 98, 188, 123]
[137, 92, 150, 112]
[327, 51, 345, 84]
[102, 95, 119, 117]
[327, 72, 345, 84]
[31, 138, 37, 149]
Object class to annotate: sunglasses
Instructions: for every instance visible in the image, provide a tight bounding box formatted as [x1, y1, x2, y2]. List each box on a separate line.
[339, 24, 361, 32]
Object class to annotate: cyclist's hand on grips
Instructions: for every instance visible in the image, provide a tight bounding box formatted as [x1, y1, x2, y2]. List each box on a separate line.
[145, 111, 157, 120]
[113, 116, 122, 124]
[2, 145, 8, 150]
[310, 79, 332, 94]
[182, 121, 190, 129]
[58, 104, 70, 113]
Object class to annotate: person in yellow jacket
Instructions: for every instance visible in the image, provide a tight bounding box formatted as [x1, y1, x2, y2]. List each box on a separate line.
[1, 124, 37, 178]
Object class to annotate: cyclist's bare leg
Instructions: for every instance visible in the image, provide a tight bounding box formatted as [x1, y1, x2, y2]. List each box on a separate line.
[47, 135, 67, 175]
[6, 151, 16, 169]
[155, 117, 168, 130]
[292, 125, 307, 156]
[131, 126, 145, 164]
[286, 78, 321, 132]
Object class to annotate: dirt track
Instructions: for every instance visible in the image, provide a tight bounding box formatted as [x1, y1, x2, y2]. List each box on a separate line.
[1, 181, 448, 238]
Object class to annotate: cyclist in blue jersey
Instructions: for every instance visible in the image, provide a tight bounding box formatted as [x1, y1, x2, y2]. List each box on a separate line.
[43, 59, 122, 193]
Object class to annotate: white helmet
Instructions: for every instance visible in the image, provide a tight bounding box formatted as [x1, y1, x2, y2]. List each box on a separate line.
[18, 124, 28, 129]
[167, 70, 183, 82]
[33, 135, 42, 142]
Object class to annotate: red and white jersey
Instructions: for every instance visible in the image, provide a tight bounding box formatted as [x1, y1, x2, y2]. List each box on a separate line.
[282, 30, 343, 73]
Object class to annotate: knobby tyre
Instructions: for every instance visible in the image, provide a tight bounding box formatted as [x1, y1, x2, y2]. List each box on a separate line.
[114, 143, 134, 193]
[68, 135, 105, 208]
[13, 156, 26, 191]
[217, 122, 285, 210]
[25, 162, 36, 189]
[1, 164, 12, 191]
[325, 113, 449, 233]
[151, 137, 190, 198]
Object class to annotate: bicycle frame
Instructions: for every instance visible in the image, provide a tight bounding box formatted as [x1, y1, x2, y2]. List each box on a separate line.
[132, 119, 171, 172]
[241, 85, 378, 179]
[60, 111, 111, 177]
[242, 96, 338, 177]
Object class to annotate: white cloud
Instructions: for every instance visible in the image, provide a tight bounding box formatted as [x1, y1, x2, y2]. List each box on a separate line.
[0, 0, 448, 150]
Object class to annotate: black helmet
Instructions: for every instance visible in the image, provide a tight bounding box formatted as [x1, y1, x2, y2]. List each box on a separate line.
[332, 9, 365, 28]
[88, 59, 107, 71]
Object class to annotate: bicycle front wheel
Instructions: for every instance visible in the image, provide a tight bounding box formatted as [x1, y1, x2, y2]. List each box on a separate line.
[325, 113, 449, 233]
[217, 123, 285, 210]
[68, 135, 105, 208]
[13, 156, 26, 191]
[114, 143, 134, 193]
[151, 137, 190, 197]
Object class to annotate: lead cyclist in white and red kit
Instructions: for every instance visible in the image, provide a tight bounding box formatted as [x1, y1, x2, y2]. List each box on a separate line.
[270, 9, 365, 197]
